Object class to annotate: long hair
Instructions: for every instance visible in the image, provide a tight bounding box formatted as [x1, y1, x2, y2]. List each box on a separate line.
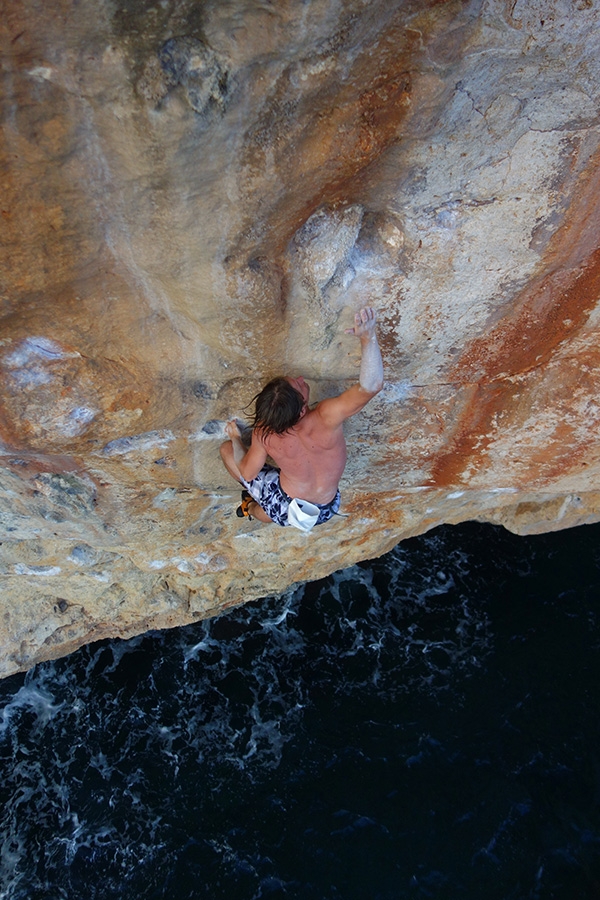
[249, 377, 305, 437]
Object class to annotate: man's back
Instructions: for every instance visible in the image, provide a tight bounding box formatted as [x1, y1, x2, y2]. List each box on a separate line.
[261, 406, 347, 504]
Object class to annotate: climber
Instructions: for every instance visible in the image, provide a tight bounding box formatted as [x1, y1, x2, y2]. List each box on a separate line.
[219, 306, 384, 530]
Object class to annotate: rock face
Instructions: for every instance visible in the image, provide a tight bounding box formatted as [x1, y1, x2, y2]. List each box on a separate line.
[2, 0, 600, 677]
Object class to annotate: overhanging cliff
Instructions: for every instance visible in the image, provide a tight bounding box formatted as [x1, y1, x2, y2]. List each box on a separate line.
[2, 0, 600, 677]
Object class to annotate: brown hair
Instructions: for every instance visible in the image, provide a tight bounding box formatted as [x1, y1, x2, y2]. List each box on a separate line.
[249, 377, 305, 437]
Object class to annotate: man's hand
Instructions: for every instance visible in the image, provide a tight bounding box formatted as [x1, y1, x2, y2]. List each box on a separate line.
[345, 306, 378, 341]
[225, 419, 242, 441]
[225, 419, 247, 469]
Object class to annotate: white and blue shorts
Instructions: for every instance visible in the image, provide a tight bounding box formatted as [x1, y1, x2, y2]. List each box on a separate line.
[241, 465, 340, 527]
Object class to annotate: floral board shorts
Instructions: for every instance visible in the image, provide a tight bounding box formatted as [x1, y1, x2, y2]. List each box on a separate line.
[240, 465, 341, 527]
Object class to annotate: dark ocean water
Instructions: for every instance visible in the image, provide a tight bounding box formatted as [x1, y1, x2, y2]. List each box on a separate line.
[1, 521, 600, 900]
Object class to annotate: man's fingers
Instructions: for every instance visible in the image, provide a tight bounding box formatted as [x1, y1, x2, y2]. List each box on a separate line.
[346, 307, 376, 334]
[358, 307, 376, 325]
[225, 419, 241, 438]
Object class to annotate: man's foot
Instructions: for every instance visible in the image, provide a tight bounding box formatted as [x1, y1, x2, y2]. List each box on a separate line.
[236, 490, 253, 519]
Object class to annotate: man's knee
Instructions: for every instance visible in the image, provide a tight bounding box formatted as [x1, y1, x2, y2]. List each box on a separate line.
[248, 501, 273, 524]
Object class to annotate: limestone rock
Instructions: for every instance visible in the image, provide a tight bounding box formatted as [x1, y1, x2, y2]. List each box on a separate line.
[2, 0, 600, 676]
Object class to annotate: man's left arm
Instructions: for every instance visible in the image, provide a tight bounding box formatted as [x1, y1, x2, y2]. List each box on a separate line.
[354, 308, 384, 394]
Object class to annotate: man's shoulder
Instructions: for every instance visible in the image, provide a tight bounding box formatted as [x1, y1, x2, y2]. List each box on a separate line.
[303, 404, 328, 425]
[300, 404, 340, 436]
[317, 384, 380, 426]
[302, 395, 341, 431]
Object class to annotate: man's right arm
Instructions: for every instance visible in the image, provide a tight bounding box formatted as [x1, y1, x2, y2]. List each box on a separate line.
[316, 307, 383, 428]
[225, 421, 268, 482]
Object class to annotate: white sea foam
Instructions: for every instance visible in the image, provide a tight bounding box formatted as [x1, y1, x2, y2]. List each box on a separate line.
[0, 684, 62, 736]
[0, 525, 502, 896]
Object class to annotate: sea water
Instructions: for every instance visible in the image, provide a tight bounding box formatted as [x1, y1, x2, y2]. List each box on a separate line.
[1, 521, 600, 899]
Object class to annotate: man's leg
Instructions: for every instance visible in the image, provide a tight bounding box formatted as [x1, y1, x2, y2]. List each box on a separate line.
[246, 501, 273, 524]
[219, 441, 274, 524]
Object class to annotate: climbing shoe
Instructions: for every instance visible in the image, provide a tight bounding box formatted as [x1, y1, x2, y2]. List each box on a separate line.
[236, 490, 253, 519]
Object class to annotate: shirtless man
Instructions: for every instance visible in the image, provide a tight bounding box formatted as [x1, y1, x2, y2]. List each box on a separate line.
[219, 306, 383, 527]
